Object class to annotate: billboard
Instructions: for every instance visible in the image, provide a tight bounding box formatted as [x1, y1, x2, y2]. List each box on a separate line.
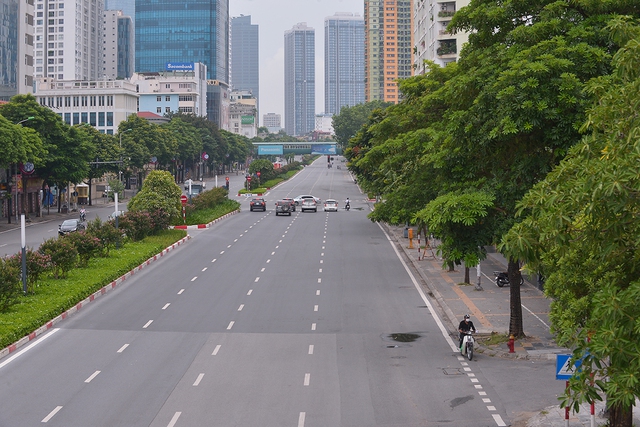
[258, 145, 284, 155]
[166, 62, 195, 71]
[311, 144, 337, 155]
[241, 115, 255, 125]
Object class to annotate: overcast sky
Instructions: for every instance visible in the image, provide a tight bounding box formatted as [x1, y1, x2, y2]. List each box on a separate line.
[229, 0, 364, 126]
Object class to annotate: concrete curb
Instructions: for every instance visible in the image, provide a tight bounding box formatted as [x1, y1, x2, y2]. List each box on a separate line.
[0, 234, 192, 360]
[171, 209, 240, 230]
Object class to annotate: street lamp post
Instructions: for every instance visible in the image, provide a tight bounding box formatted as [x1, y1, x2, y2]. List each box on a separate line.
[118, 129, 132, 197]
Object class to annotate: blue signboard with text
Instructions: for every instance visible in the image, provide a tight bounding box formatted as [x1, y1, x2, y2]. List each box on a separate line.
[258, 145, 284, 155]
[311, 144, 337, 155]
[166, 62, 195, 71]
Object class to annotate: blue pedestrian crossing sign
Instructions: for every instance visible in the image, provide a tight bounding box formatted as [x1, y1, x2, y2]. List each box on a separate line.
[556, 354, 581, 380]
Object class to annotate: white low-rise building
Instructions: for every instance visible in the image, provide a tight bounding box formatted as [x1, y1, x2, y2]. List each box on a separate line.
[229, 89, 258, 138]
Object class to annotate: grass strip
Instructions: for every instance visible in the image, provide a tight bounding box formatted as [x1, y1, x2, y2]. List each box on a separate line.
[0, 229, 186, 349]
[176, 200, 240, 226]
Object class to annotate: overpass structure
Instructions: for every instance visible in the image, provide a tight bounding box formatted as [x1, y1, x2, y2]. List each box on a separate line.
[252, 142, 340, 156]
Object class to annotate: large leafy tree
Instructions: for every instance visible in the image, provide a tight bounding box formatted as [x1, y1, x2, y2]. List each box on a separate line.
[332, 100, 393, 148]
[501, 18, 640, 427]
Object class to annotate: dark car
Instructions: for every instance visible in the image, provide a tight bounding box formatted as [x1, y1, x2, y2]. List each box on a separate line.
[58, 219, 85, 236]
[249, 198, 266, 211]
[275, 200, 292, 216]
[282, 197, 296, 211]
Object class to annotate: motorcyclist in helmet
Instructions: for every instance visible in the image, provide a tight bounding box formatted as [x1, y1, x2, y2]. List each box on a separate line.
[458, 314, 476, 349]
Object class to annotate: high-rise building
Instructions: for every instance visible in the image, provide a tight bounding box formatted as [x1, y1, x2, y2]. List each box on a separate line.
[231, 15, 259, 106]
[284, 22, 315, 137]
[263, 113, 282, 131]
[324, 12, 365, 115]
[135, 0, 228, 83]
[413, 0, 469, 74]
[135, 0, 229, 126]
[33, 0, 104, 81]
[103, 10, 134, 79]
[0, 0, 34, 100]
[364, 0, 413, 103]
[105, 0, 135, 25]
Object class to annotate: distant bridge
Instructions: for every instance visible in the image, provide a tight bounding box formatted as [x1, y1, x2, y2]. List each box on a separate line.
[252, 142, 340, 156]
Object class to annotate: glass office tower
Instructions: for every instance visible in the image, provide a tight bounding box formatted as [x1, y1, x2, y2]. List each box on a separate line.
[324, 12, 365, 115]
[231, 15, 259, 104]
[284, 22, 315, 137]
[105, 0, 135, 24]
[135, 0, 229, 83]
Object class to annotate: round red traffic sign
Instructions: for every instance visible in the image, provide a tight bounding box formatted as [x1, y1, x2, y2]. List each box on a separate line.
[180, 194, 188, 205]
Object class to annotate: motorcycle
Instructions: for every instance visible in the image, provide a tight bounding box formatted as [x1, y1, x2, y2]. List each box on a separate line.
[345, 202, 350, 211]
[494, 271, 524, 287]
[79, 209, 86, 222]
[460, 331, 475, 360]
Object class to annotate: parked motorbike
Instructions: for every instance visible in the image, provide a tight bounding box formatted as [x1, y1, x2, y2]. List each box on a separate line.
[494, 271, 524, 287]
[460, 332, 475, 360]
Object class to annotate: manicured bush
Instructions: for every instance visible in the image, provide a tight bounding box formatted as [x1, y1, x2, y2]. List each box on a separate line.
[117, 210, 154, 241]
[64, 232, 102, 267]
[39, 237, 78, 279]
[0, 258, 20, 312]
[87, 217, 122, 255]
[191, 187, 228, 210]
[6, 250, 51, 293]
[128, 170, 182, 221]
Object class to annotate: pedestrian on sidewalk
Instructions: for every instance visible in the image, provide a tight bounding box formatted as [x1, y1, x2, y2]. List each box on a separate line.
[458, 314, 476, 349]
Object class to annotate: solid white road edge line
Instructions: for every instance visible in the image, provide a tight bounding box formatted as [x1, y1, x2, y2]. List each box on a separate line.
[0, 328, 60, 370]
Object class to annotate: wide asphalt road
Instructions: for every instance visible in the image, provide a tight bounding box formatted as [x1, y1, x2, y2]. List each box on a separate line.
[0, 158, 509, 426]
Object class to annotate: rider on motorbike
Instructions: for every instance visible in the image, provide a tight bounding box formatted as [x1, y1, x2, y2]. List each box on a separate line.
[345, 198, 350, 210]
[79, 208, 86, 222]
[458, 314, 476, 349]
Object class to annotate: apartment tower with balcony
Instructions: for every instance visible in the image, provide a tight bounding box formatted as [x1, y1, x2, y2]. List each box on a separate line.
[102, 10, 134, 79]
[413, 0, 469, 73]
[364, 0, 413, 104]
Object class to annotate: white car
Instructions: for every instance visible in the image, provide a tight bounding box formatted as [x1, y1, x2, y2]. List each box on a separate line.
[293, 195, 321, 205]
[323, 199, 338, 212]
[108, 210, 125, 220]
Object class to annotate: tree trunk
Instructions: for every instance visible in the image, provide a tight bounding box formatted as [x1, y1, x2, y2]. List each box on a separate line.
[464, 266, 470, 284]
[609, 401, 633, 427]
[508, 257, 524, 338]
[447, 261, 454, 272]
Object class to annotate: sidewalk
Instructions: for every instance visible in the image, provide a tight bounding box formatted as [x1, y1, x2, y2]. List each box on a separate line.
[383, 223, 640, 427]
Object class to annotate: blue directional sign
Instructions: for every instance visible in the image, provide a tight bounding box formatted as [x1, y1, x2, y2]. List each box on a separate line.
[556, 353, 583, 380]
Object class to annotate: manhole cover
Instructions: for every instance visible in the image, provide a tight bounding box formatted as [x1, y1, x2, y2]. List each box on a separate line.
[442, 368, 463, 375]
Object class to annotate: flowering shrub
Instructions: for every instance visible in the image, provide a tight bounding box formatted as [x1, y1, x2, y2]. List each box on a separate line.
[64, 231, 102, 266]
[191, 187, 228, 210]
[39, 237, 78, 279]
[147, 208, 171, 234]
[117, 211, 154, 241]
[87, 217, 123, 255]
[0, 257, 20, 312]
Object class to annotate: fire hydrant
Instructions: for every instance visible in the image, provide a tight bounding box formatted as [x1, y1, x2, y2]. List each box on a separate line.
[507, 334, 515, 353]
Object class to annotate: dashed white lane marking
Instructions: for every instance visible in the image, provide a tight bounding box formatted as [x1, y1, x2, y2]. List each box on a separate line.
[85, 371, 101, 383]
[271, 251, 275, 255]
[178, 289, 185, 295]
[227, 245, 232, 248]
[279, 240, 283, 243]
[322, 246, 325, 249]
[211, 259, 217, 263]
[314, 305, 318, 312]
[191, 276, 197, 282]
[254, 277, 260, 282]
[234, 239, 238, 242]
[42, 406, 63, 423]
[117, 344, 129, 353]
[247, 289, 253, 295]
[261, 267, 265, 272]
[492, 415, 507, 426]
[238, 304, 244, 311]
[317, 278, 321, 283]
[0, 328, 59, 370]
[470, 378, 479, 383]
[479, 391, 487, 396]
[220, 251, 225, 254]
[244, 230, 248, 233]
[266, 259, 271, 263]
[304, 373, 310, 386]
[143, 320, 153, 329]
[319, 268, 322, 273]
[483, 398, 492, 403]
[321, 253, 324, 256]
[193, 373, 205, 386]
[311, 323, 316, 331]
[167, 412, 181, 427]
[212, 345, 221, 356]
[320, 260, 323, 264]
[487, 406, 496, 411]
[162, 303, 170, 310]
[202, 267, 207, 272]
[275, 245, 279, 249]
[298, 412, 306, 427]
[308, 345, 314, 355]
[227, 321, 235, 330]
[474, 385, 483, 389]
[316, 290, 320, 296]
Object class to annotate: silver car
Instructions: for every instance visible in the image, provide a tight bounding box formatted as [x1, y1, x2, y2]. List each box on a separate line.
[301, 199, 317, 212]
[323, 199, 338, 212]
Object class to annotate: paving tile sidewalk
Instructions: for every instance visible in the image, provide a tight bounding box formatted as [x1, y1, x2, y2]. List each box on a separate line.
[383, 223, 640, 426]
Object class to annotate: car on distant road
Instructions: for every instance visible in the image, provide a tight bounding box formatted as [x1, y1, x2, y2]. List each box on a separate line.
[275, 200, 292, 216]
[108, 210, 125, 220]
[323, 199, 339, 212]
[301, 199, 317, 212]
[293, 195, 321, 205]
[58, 219, 85, 236]
[250, 198, 266, 212]
[282, 197, 296, 211]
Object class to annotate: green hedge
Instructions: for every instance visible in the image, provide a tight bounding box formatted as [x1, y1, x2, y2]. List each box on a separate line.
[0, 229, 186, 349]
